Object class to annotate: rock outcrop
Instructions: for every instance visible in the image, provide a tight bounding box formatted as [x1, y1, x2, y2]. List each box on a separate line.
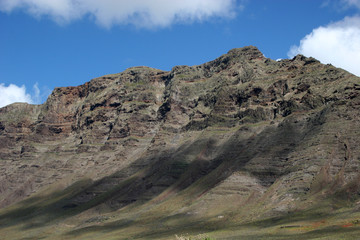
[0, 46, 359, 239]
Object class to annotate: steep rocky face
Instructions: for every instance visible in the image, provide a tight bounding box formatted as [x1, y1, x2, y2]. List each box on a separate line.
[0, 46, 360, 239]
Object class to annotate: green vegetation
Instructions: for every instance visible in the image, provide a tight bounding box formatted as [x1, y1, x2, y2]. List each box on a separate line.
[175, 234, 215, 240]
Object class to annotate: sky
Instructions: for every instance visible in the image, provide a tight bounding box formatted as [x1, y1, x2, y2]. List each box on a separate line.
[0, 0, 360, 108]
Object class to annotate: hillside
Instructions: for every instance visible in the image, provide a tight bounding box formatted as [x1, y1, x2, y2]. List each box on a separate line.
[0, 46, 360, 239]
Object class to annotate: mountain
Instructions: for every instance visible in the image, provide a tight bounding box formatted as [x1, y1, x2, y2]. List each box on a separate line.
[0, 46, 359, 239]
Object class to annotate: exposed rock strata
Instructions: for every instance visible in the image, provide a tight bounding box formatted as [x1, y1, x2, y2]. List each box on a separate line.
[0, 46, 359, 239]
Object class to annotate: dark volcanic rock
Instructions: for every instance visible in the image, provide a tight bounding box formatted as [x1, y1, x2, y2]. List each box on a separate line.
[0, 46, 359, 239]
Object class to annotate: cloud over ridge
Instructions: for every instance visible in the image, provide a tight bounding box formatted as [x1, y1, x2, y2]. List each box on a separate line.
[0, 0, 238, 28]
[0, 82, 44, 108]
[288, 15, 360, 76]
[0, 83, 33, 108]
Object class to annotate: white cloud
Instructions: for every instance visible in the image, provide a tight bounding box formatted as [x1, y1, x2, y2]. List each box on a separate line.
[288, 16, 360, 76]
[0, 0, 238, 28]
[0, 83, 33, 108]
[32, 82, 41, 104]
[343, 0, 360, 9]
[0, 83, 43, 108]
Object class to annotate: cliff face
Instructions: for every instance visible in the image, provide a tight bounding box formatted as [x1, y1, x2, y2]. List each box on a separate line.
[0, 46, 360, 239]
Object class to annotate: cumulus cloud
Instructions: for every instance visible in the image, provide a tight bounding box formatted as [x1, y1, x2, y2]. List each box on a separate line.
[288, 16, 360, 76]
[0, 83, 42, 108]
[0, 84, 32, 108]
[0, 0, 238, 28]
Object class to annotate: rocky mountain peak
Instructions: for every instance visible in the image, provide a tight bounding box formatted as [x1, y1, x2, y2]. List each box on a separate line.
[0, 46, 359, 239]
[227, 45, 264, 59]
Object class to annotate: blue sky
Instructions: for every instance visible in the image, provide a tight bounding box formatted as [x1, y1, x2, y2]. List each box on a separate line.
[1, 0, 360, 107]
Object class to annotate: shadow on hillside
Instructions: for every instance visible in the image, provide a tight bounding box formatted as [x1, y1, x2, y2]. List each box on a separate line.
[65, 202, 360, 240]
[0, 108, 327, 233]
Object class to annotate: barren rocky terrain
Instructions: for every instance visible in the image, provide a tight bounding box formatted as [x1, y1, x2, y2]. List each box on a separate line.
[0, 46, 360, 239]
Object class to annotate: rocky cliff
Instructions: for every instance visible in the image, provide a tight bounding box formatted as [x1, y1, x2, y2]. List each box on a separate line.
[0, 46, 360, 239]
